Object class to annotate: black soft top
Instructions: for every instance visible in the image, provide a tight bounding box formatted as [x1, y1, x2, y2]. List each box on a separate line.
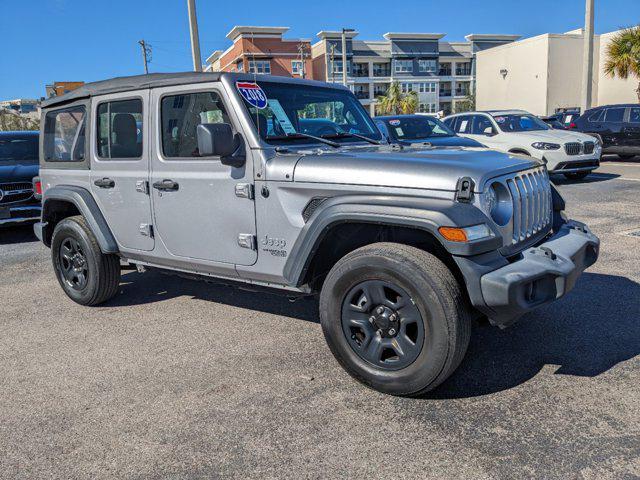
[41, 72, 347, 109]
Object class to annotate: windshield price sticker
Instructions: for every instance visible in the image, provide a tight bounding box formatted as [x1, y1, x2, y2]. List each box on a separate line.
[236, 82, 268, 109]
[267, 99, 297, 135]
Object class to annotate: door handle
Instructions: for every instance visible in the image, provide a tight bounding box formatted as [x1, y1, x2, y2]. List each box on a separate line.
[153, 179, 179, 191]
[94, 177, 115, 189]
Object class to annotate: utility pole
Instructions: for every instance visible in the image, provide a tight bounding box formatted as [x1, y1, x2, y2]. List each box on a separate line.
[581, 0, 595, 112]
[297, 43, 307, 79]
[187, 0, 202, 72]
[341, 28, 348, 86]
[138, 40, 151, 74]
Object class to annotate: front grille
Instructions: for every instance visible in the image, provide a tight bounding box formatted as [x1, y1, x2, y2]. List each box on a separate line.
[583, 141, 595, 154]
[564, 142, 581, 155]
[0, 182, 34, 205]
[505, 168, 552, 244]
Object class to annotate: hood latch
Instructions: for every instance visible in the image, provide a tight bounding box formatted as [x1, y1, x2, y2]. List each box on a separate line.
[455, 177, 474, 203]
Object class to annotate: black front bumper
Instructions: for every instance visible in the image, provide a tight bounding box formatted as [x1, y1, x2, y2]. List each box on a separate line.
[0, 204, 41, 227]
[455, 220, 600, 327]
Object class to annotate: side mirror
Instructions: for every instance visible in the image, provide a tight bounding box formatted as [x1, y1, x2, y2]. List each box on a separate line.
[483, 126, 497, 136]
[196, 123, 245, 166]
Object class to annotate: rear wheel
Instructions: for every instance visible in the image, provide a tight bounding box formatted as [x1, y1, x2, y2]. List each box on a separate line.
[319, 242, 471, 397]
[51, 215, 121, 306]
[563, 171, 590, 180]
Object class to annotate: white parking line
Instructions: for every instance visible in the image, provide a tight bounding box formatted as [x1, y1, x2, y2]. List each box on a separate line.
[602, 162, 640, 167]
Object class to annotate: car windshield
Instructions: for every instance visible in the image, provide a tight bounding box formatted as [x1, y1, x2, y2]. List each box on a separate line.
[0, 134, 39, 163]
[492, 114, 549, 132]
[383, 116, 454, 140]
[238, 81, 382, 146]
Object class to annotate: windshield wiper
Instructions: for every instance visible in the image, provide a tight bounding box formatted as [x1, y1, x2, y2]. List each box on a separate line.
[321, 132, 382, 145]
[265, 132, 341, 148]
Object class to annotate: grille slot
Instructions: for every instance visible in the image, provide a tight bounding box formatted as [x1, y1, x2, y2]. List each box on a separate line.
[583, 141, 595, 155]
[564, 142, 581, 155]
[0, 182, 34, 205]
[505, 168, 552, 245]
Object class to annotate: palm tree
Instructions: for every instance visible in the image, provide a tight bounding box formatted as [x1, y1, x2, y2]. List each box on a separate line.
[604, 26, 640, 102]
[376, 81, 419, 115]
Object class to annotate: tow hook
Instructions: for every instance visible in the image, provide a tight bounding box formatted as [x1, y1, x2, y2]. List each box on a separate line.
[539, 247, 557, 260]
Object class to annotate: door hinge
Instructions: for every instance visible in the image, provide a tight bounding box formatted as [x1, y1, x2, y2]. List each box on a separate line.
[237, 233, 256, 250]
[235, 183, 254, 200]
[136, 180, 149, 194]
[139, 223, 153, 237]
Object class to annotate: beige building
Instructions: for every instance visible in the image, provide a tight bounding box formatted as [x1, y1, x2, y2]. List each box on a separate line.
[476, 29, 639, 116]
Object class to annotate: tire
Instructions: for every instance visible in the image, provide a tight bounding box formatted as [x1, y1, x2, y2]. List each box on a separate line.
[51, 215, 121, 306]
[319, 242, 471, 397]
[563, 172, 590, 180]
[618, 154, 636, 160]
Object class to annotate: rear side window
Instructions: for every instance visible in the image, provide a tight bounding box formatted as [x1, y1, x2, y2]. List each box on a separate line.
[97, 99, 143, 159]
[44, 106, 86, 162]
[629, 107, 640, 123]
[471, 116, 494, 134]
[604, 107, 625, 123]
[161, 91, 230, 158]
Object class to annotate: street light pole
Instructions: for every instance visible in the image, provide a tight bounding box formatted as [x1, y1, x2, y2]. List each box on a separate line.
[341, 28, 348, 86]
[187, 0, 202, 72]
[581, 0, 595, 112]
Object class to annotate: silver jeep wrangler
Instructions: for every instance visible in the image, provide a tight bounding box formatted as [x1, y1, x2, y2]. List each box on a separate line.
[35, 73, 599, 396]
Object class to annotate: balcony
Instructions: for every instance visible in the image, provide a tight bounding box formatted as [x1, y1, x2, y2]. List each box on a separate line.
[354, 89, 371, 100]
[353, 63, 369, 78]
[455, 64, 472, 76]
[439, 89, 452, 97]
[455, 89, 470, 97]
[372, 64, 391, 77]
[438, 65, 452, 76]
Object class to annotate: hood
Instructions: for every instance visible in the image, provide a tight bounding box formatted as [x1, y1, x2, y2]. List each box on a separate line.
[0, 162, 39, 184]
[506, 129, 596, 144]
[292, 145, 538, 192]
[403, 136, 484, 148]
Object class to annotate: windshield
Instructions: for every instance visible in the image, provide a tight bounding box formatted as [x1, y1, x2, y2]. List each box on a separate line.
[493, 114, 549, 132]
[383, 116, 454, 141]
[0, 134, 39, 163]
[237, 81, 382, 146]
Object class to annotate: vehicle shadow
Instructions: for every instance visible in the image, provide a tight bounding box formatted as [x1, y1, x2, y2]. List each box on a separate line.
[111, 270, 638, 398]
[110, 269, 319, 323]
[0, 225, 38, 245]
[550, 172, 619, 185]
[430, 272, 640, 399]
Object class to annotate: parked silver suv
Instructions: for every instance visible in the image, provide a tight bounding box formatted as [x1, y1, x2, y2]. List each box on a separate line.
[35, 73, 599, 396]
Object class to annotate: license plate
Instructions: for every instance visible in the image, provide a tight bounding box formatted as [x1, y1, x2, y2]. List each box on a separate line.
[0, 207, 10, 220]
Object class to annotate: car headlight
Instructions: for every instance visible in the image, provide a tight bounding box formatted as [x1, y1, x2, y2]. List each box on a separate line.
[532, 142, 561, 150]
[481, 182, 513, 226]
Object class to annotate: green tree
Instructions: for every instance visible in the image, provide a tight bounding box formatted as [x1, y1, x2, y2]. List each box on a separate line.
[454, 93, 476, 113]
[376, 81, 419, 115]
[604, 26, 640, 102]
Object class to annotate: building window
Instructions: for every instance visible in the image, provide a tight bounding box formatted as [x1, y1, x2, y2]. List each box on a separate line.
[374, 84, 389, 96]
[373, 63, 391, 77]
[394, 59, 413, 74]
[291, 60, 303, 75]
[439, 63, 452, 76]
[353, 63, 369, 77]
[418, 103, 437, 114]
[455, 81, 471, 96]
[417, 82, 437, 93]
[455, 62, 472, 76]
[331, 60, 350, 75]
[400, 83, 414, 93]
[248, 60, 271, 74]
[418, 59, 437, 73]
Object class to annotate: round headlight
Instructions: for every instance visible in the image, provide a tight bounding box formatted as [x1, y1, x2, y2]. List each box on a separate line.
[483, 182, 513, 226]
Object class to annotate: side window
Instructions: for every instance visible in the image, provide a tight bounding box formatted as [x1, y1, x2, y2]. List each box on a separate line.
[604, 107, 625, 123]
[443, 117, 456, 130]
[161, 91, 230, 158]
[97, 98, 143, 159]
[629, 107, 640, 123]
[471, 116, 494, 135]
[588, 110, 604, 122]
[454, 115, 472, 134]
[43, 106, 86, 162]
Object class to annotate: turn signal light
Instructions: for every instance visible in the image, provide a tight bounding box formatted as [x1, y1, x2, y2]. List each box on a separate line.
[439, 227, 468, 242]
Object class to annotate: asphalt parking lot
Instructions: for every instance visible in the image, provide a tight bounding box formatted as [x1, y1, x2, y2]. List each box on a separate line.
[1, 159, 639, 479]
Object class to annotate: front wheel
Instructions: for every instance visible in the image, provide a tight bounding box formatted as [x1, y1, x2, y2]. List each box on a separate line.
[319, 243, 471, 397]
[563, 171, 590, 180]
[51, 215, 121, 306]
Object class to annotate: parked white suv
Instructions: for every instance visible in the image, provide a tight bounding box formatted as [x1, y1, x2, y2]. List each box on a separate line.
[443, 110, 601, 180]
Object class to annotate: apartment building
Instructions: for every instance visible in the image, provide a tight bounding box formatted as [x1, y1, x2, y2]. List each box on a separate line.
[204, 26, 312, 78]
[311, 31, 520, 115]
[476, 28, 640, 116]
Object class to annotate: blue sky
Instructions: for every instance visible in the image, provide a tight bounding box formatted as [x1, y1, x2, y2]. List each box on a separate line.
[3, 0, 639, 99]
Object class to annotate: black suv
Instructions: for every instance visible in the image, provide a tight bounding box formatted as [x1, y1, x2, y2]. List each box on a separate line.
[0, 131, 41, 227]
[570, 104, 640, 159]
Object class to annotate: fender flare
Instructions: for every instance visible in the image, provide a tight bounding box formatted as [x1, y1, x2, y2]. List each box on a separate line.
[41, 185, 118, 253]
[283, 195, 501, 286]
